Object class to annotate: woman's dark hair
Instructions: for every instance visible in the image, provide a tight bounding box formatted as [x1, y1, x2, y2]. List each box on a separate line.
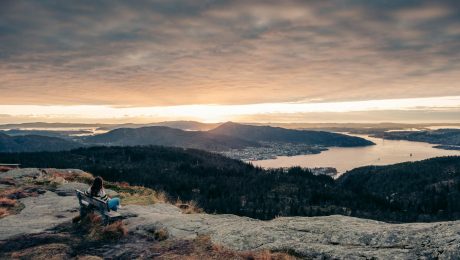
[90, 176, 104, 197]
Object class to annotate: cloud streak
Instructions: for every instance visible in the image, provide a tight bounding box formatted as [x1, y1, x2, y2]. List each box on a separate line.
[2, 95, 460, 123]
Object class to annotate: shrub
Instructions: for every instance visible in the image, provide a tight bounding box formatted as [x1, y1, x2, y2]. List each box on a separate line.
[0, 197, 16, 207]
[101, 220, 128, 240]
[77, 213, 127, 241]
[0, 177, 16, 185]
[47, 169, 94, 184]
[114, 185, 168, 205]
[153, 227, 169, 241]
[9, 243, 70, 259]
[1, 187, 42, 200]
[0, 208, 9, 218]
[175, 199, 203, 214]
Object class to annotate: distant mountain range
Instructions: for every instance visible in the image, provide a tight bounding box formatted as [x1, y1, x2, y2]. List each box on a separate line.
[0, 132, 80, 153]
[0, 122, 110, 129]
[0, 121, 219, 131]
[0, 122, 374, 153]
[97, 120, 220, 131]
[0, 129, 91, 139]
[84, 126, 259, 151]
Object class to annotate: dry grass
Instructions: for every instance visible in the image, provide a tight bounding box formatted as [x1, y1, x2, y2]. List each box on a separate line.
[240, 250, 297, 260]
[0, 186, 41, 219]
[0, 166, 16, 172]
[0, 189, 19, 218]
[77, 213, 127, 241]
[76, 256, 103, 260]
[0, 197, 16, 207]
[0, 177, 16, 186]
[0, 189, 19, 219]
[156, 190, 168, 203]
[46, 169, 94, 184]
[101, 220, 128, 240]
[175, 199, 204, 214]
[153, 227, 169, 241]
[107, 183, 168, 205]
[0, 207, 9, 218]
[0, 188, 26, 199]
[0, 186, 41, 199]
[9, 243, 70, 260]
[151, 235, 297, 260]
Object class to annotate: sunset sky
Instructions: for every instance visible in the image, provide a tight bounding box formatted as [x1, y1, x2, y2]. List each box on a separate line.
[1, 0, 460, 123]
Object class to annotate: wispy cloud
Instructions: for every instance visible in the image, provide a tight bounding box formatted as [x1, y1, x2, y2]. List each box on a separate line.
[2, 96, 460, 123]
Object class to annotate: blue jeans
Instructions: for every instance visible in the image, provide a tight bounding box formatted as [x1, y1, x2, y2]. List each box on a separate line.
[108, 197, 121, 211]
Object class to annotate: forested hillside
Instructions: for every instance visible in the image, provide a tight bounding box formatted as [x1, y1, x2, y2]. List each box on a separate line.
[0, 133, 81, 152]
[84, 126, 259, 151]
[210, 122, 375, 147]
[2, 147, 460, 222]
[338, 156, 460, 221]
[373, 129, 460, 147]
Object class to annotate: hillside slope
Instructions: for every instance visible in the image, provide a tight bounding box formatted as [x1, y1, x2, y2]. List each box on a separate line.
[3, 147, 460, 222]
[373, 129, 460, 149]
[338, 156, 460, 221]
[0, 133, 81, 152]
[209, 122, 375, 147]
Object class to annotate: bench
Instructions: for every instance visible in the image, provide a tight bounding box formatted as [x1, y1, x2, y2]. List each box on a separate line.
[75, 189, 122, 224]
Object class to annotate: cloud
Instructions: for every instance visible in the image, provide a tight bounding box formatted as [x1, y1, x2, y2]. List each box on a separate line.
[0, 0, 459, 108]
[1, 95, 460, 123]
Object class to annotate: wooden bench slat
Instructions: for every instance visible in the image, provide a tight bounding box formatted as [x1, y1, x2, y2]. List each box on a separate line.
[105, 211, 121, 217]
[75, 189, 120, 223]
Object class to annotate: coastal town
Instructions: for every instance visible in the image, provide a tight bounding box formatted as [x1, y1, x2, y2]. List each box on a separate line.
[218, 142, 328, 161]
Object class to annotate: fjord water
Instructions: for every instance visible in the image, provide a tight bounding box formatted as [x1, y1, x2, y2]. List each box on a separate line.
[251, 134, 460, 175]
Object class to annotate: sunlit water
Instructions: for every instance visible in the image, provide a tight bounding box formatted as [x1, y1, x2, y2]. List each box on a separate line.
[1, 127, 108, 136]
[251, 134, 460, 175]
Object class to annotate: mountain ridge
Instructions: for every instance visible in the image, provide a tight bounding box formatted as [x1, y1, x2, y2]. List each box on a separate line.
[210, 122, 375, 147]
[0, 132, 81, 152]
[84, 125, 260, 150]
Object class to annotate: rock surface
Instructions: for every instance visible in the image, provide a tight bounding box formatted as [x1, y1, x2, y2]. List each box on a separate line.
[1, 168, 460, 259]
[54, 182, 90, 196]
[53, 181, 118, 197]
[123, 204, 460, 259]
[0, 191, 79, 240]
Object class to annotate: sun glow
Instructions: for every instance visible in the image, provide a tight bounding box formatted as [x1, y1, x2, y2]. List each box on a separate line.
[2, 96, 460, 123]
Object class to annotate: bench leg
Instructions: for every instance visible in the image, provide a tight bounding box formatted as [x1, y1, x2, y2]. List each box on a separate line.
[102, 212, 110, 225]
[79, 207, 88, 218]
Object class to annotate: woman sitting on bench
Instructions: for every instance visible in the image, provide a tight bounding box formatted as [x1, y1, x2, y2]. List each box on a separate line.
[86, 176, 122, 211]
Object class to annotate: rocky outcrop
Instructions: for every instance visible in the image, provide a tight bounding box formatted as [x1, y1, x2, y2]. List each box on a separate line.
[124, 204, 460, 259]
[1, 168, 460, 259]
[0, 191, 79, 240]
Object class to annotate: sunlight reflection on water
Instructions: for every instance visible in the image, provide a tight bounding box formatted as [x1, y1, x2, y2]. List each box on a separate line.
[251, 134, 460, 175]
